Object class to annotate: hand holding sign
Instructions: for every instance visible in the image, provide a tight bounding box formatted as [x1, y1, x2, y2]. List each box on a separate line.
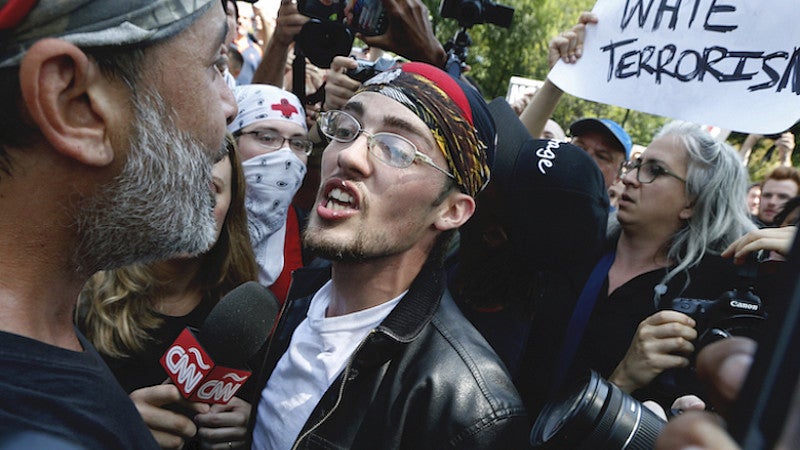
[549, 12, 598, 67]
[548, 0, 800, 134]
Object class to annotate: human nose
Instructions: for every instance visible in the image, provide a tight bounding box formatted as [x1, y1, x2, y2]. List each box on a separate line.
[219, 80, 237, 124]
[273, 137, 292, 150]
[334, 133, 373, 179]
[619, 165, 639, 186]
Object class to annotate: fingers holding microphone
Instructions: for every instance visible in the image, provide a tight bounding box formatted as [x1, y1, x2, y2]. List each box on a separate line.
[195, 396, 251, 449]
[129, 384, 209, 449]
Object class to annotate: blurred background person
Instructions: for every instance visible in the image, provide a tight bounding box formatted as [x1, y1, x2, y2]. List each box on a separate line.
[233, 1, 264, 85]
[78, 139, 258, 449]
[253, 0, 308, 88]
[568, 117, 633, 189]
[227, 46, 245, 79]
[541, 118, 567, 141]
[747, 182, 762, 217]
[754, 166, 800, 228]
[608, 179, 624, 210]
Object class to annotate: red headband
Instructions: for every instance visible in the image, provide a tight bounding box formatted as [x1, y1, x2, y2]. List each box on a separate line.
[0, 0, 38, 30]
[401, 62, 474, 126]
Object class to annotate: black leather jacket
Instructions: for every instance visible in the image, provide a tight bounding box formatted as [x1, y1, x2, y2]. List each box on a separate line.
[247, 261, 530, 449]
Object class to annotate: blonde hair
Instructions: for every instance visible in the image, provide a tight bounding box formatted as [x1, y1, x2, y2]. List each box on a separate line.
[78, 134, 258, 357]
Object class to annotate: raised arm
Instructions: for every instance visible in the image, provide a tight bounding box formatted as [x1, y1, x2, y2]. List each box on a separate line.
[252, 0, 308, 87]
[519, 12, 598, 139]
[360, 0, 446, 67]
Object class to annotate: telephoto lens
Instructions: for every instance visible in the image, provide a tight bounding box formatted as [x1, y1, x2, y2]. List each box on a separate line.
[530, 371, 666, 450]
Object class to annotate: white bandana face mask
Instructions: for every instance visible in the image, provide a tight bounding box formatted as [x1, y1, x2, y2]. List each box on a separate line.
[243, 148, 307, 285]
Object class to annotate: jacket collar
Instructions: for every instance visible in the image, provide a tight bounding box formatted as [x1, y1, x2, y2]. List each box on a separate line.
[290, 258, 446, 343]
[377, 258, 445, 342]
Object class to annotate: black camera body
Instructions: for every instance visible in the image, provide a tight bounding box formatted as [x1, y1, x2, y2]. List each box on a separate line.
[295, 19, 354, 69]
[345, 57, 396, 82]
[440, 0, 514, 28]
[653, 260, 769, 401]
[670, 286, 767, 352]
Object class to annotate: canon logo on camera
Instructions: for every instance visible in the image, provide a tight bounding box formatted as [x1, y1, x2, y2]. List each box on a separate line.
[730, 300, 759, 311]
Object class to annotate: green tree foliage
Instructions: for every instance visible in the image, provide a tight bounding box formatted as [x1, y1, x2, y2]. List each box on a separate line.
[421, 0, 670, 145]
[420, 1, 796, 149]
[729, 123, 800, 182]
[551, 94, 667, 147]
[424, 0, 593, 95]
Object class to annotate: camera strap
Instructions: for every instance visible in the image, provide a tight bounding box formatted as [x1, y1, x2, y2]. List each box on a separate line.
[552, 251, 616, 394]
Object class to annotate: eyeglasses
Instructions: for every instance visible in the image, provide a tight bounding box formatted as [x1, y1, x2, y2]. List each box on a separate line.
[618, 158, 686, 184]
[318, 110, 454, 179]
[234, 129, 313, 156]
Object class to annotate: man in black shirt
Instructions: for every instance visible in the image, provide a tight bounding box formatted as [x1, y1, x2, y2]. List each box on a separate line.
[0, 1, 237, 448]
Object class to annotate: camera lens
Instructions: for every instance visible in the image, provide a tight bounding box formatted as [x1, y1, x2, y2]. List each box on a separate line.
[530, 371, 666, 449]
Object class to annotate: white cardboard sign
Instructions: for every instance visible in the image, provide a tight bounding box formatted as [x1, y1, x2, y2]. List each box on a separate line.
[549, 0, 800, 134]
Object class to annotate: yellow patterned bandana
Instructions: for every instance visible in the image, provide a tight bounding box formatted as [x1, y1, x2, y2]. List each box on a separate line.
[359, 62, 492, 198]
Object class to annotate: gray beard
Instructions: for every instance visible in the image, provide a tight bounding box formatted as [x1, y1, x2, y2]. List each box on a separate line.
[72, 90, 222, 273]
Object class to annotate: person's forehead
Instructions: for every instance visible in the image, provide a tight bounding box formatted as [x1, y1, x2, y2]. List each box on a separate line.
[574, 131, 623, 155]
[763, 178, 800, 194]
[347, 92, 435, 146]
[152, 3, 226, 56]
[245, 119, 307, 137]
[642, 135, 686, 164]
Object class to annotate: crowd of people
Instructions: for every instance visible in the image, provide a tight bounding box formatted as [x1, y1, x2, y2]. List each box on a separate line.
[0, 1, 798, 449]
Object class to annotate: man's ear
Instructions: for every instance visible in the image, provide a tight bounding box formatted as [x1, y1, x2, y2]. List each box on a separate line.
[18, 38, 120, 167]
[434, 192, 476, 231]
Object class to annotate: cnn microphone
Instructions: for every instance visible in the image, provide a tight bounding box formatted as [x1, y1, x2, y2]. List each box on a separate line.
[160, 281, 279, 404]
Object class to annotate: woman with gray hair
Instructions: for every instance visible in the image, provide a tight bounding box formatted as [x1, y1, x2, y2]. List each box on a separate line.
[560, 121, 758, 410]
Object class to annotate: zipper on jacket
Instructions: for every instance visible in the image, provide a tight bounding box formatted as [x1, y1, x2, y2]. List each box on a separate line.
[292, 329, 377, 449]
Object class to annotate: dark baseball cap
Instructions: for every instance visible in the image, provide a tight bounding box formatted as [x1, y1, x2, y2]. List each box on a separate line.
[487, 98, 609, 265]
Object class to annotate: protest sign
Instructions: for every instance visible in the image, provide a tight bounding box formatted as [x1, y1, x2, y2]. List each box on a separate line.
[506, 76, 545, 105]
[549, 0, 800, 134]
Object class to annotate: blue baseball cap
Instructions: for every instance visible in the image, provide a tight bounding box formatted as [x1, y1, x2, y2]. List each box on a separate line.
[569, 118, 633, 160]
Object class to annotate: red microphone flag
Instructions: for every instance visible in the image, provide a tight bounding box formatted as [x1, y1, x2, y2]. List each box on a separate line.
[160, 329, 251, 404]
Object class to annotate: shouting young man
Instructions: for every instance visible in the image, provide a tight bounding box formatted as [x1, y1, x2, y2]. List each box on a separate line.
[249, 63, 528, 449]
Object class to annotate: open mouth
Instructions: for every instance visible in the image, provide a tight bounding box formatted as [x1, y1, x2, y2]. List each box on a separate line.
[326, 187, 356, 211]
[317, 180, 360, 220]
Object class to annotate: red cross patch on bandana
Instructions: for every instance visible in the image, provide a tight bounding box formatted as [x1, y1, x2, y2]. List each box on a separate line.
[272, 99, 298, 119]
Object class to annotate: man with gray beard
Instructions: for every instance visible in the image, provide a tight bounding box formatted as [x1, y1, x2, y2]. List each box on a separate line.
[0, 1, 236, 449]
[74, 90, 222, 272]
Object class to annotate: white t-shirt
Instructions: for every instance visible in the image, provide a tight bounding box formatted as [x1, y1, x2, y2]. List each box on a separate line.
[252, 281, 404, 450]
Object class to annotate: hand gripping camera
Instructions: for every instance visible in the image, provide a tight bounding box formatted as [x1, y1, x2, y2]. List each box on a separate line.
[654, 257, 768, 398]
[669, 286, 766, 352]
[345, 57, 396, 82]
